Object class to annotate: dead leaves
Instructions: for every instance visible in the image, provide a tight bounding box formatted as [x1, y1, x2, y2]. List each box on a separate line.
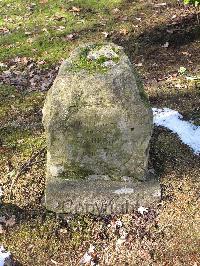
[0, 215, 16, 234]
[102, 31, 111, 38]
[0, 27, 10, 34]
[56, 26, 65, 31]
[53, 15, 66, 22]
[79, 244, 99, 265]
[63, 33, 78, 41]
[69, 6, 81, 13]
[119, 28, 129, 36]
[182, 51, 192, 56]
[0, 58, 58, 92]
[111, 8, 120, 14]
[39, 0, 48, 4]
[154, 2, 167, 8]
[101, 27, 129, 42]
[5, 215, 16, 227]
[0, 224, 4, 234]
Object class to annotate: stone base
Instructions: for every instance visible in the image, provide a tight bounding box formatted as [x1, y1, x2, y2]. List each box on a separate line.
[45, 178, 160, 214]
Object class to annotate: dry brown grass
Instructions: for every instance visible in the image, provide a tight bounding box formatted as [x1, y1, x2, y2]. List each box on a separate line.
[1, 0, 200, 265]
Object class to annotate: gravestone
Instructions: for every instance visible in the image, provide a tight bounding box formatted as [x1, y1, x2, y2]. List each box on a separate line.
[43, 43, 160, 214]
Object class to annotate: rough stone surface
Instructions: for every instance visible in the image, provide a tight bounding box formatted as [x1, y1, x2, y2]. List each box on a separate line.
[43, 42, 157, 213]
[87, 45, 119, 61]
[46, 178, 160, 214]
[43, 43, 153, 181]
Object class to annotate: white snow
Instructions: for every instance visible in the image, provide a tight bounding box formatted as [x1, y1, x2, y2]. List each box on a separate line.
[80, 252, 92, 265]
[0, 246, 10, 266]
[153, 108, 200, 155]
[137, 206, 148, 215]
[113, 188, 134, 195]
[88, 244, 95, 254]
[116, 228, 128, 249]
[115, 220, 123, 228]
[80, 244, 95, 265]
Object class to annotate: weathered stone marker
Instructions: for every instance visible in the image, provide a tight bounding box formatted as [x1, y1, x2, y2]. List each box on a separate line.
[43, 43, 160, 214]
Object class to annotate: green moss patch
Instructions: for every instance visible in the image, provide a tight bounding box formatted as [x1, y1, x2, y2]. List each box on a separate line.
[60, 162, 94, 180]
[70, 44, 120, 73]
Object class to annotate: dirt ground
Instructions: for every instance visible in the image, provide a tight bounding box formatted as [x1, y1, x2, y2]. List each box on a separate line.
[0, 0, 200, 265]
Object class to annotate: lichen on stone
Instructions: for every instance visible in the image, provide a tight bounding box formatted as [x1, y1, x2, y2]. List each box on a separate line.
[61, 162, 94, 180]
[69, 43, 120, 73]
[43, 42, 153, 183]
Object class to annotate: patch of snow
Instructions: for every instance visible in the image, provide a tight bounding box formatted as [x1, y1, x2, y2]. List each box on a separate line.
[162, 41, 169, 48]
[115, 220, 123, 228]
[0, 246, 10, 266]
[80, 252, 92, 265]
[113, 188, 134, 195]
[138, 206, 148, 215]
[88, 244, 95, 254]
[80, 244, 96, 265]
[153, 108, 200, 155]
[116, 229, 128, 249]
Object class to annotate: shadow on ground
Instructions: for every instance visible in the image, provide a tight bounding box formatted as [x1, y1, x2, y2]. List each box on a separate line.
[113, 12, 200, 80]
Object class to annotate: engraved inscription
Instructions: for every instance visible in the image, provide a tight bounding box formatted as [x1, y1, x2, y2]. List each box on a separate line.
[53, 198, 138, 214]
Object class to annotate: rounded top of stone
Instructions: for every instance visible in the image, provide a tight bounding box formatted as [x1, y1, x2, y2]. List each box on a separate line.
[59, 42, 126, 75]
[86, 45, 119, 62]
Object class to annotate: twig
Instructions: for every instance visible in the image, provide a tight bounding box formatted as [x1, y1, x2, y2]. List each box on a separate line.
[197, 11, 199, 24]
[9, 146, 46, 200]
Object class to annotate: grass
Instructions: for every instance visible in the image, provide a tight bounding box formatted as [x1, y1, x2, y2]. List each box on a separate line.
[0, 0, 200, 265]
[0, 0, 122, 64]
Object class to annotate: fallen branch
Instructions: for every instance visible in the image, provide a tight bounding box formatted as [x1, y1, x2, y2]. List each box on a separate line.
[9, 146, 46, 200]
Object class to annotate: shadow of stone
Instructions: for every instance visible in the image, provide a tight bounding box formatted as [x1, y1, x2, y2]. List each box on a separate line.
[149, 125, 200, 180]
[111, 12, 200, 81]
[115, 13, 200, 56]
[136, 13, 200, 48]
[0, 202, 49, 222]
[149, 87, 200, 123]
[0, 202, 57, 266]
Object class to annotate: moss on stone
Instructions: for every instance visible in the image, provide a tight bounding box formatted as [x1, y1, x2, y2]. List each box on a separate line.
[61, 162, 94, 180]
[69, 44, 120, 73]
